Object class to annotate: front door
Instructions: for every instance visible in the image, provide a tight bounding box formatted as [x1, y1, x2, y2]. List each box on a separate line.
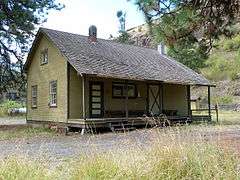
[89, 82, 104, 118]
[148, 84, 162, 116]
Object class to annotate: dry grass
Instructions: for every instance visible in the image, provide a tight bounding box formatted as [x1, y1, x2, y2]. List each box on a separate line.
[70, 144, 239, 179]
[214, 110, 240, 125]
[0, 110, 239, 179]
[0, 125, 240, 179]
[0, 127, 55, 141]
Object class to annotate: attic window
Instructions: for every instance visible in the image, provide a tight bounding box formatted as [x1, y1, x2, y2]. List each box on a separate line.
[40, 48, 48, 65]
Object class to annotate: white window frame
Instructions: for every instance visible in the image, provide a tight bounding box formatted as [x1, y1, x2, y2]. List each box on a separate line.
[49, 80, 57, 107]
[40, 48, 48, 65]
[31, 85, 37, 108]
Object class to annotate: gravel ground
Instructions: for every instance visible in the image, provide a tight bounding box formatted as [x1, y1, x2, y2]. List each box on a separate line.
[0, 129, 154, 162]
[0, 117, 26, 125]
[1, 125, 240, 162]
[1, 122, 240, 167]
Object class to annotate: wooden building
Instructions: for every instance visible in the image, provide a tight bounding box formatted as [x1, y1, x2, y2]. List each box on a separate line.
[24, 27, 214, 131]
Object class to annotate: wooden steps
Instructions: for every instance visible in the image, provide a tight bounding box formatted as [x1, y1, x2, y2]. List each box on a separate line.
[108, 122, 136, 132]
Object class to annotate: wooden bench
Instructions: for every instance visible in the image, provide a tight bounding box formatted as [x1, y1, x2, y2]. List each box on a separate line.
[105, 110, 145, 118]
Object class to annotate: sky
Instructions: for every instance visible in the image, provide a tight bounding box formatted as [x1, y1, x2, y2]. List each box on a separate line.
[42, 0, 145, 39]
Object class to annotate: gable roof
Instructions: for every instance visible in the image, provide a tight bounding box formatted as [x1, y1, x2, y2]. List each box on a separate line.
[25, 28, 212, 86]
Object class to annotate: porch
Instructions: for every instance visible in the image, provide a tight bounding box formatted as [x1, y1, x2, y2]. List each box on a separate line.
[67, 67, 212, 129]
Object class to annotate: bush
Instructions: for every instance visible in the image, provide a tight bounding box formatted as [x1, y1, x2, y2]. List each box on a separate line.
[223, 35, 240, 51]
[202, 34, 240, 81]
[212, 95, 233, 105]
[202, 52, 240, 81]
[0, 100, 23, 117]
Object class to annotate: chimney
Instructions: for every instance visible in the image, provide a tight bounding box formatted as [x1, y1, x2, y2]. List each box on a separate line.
[158, 42, 166, 55]
[88, 25, 97, 42]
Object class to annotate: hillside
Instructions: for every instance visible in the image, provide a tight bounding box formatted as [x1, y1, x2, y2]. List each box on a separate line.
[194, 34, 240, 108]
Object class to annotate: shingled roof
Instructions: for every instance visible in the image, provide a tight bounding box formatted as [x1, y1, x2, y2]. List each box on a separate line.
[25, 28, 212, 86]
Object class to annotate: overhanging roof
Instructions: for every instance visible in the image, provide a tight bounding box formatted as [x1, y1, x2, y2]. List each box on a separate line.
[24, 28, 213, 86]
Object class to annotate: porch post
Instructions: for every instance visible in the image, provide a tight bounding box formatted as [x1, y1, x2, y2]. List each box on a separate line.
[82, 74, 86, 120]
[208, 86, 211, 119]
[187, 85, 191, 117]
[160, 83, 164, 113]
[125, 80, 129, 121]
[146, 83, 149, 115]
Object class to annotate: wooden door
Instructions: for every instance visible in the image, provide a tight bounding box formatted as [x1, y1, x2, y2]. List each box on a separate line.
[148, 84, 162, 116]
[89, 82, 104, 118]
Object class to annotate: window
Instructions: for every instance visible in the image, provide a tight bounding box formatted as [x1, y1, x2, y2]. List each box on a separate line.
[40, 48, 48, 65]
[31, 85, 37, 108]
[49, 80, 57, 107]
[112, 83, 137, 98]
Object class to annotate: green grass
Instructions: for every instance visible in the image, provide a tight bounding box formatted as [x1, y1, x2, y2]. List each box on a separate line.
[213, 110, 240, 125]
[0, 127, 56, 141]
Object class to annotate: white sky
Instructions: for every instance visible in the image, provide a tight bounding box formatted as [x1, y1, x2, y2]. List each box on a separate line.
[42, 0, 145, 39]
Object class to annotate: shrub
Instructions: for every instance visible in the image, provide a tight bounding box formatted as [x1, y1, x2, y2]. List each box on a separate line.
[0, 100, 23, 116]
[223, 35, 240, 51]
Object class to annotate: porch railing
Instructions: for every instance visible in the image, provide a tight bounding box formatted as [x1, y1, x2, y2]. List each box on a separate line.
[190, 104, 219, 122]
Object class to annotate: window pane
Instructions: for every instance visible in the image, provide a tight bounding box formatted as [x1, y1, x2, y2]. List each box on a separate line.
[92, 85, 101, 90]
[128, 85, 135, 97]
[92, 110, 101, 115]
[50, 81, 57, 106]
[92, 91, 101, 96]
[92, 103, 101, 108]
[41, 49, 48, 64]
[92, 97, 101, 102]
[32, 86, 37, 107]
[113, 86, 123, 97]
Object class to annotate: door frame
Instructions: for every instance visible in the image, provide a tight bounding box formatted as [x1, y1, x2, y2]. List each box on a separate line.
[89, 81, 104, 118]
[147, 83, 163, 116]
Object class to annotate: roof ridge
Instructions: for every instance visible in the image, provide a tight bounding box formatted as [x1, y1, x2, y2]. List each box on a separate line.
[39, 27, 159, 52]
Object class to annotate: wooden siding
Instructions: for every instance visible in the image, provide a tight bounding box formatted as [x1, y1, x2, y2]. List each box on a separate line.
[26, 35, 68, 122]
[68, 66, 83, 119]
[163, 84, 188, 116]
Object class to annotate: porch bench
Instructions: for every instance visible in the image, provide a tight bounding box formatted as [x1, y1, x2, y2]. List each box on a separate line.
[105, 110, 145, 118]
[162, 110, 178, 116]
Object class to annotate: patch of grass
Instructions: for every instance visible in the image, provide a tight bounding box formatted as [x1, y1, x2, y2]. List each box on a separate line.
[0, 127, 56, 141]
[214, 110, 240, 125]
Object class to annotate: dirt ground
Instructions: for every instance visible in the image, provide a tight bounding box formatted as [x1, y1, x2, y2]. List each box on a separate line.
[1, 124, 240, 165]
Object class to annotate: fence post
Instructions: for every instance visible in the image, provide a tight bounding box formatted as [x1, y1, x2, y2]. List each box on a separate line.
[215, 104, 219, 123]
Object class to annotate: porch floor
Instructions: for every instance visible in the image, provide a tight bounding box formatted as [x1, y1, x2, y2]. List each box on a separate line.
[67, 116, 193, 128]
